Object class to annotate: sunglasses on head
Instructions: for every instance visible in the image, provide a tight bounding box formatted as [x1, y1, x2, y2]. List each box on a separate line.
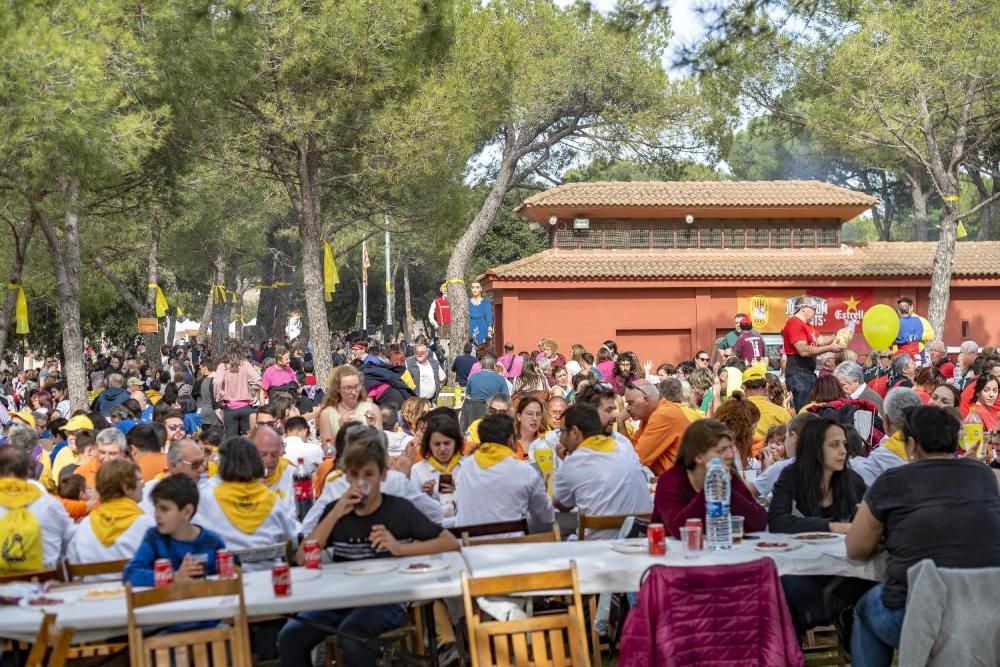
[697, 357, 709, 362]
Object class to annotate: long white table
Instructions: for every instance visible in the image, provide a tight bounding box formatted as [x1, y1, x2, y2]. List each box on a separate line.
[460, 536, 887, 595]
[0, 552, 468, 643]
[0, 538, 885, 643]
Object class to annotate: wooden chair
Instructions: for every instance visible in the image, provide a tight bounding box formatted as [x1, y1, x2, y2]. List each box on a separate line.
[126, 572, 252, 667]
[62, 557, 129, 582]
[323, 603, 426, 667]
[24, 613, 73, 667]
[575, 512, 651, 665]
[0, 568, 62, 585]
[450, 518, 529, 540]
[229, 540, 294, 568]
[802, 625, 849, 665]
[462, 560, 591, 667]
[462, 523, 561, 547]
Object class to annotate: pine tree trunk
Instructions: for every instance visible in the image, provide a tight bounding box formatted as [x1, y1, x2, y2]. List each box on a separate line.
[0, 213, 35, 365]
[908, 172, 929, 242]
[166, 312, 177, 346]
[37, 179, 87, 411]
[197, 288, 213, 344]
[211, 256, 227, 361]
[402, 254, 414, 341]
[296, 139, 332, 387]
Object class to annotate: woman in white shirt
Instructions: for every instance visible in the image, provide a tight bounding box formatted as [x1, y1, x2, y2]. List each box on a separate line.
[194, 436, 296, 570]
[410, 414, 464, 504]
[67, 459, 154, 568]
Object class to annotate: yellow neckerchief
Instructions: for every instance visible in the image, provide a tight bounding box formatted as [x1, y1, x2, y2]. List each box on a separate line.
[576, 434, 617, 453]
[263, 458, 289, 489]
[473, 443, 516, 469]
[427, 453, 461, 474]
[0, 479, 42, 510]
[881, 430, 908, 461]
[89, 497, 143, 547]
[213, 481, 277, 534]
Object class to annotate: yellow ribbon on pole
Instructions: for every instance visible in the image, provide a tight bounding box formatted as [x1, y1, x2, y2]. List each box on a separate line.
[228, 290, 238, 303]
[147, 283, 168, 318]
[175, 305, 183, 318]
[323, 240, 340, 302]
[440, 278, 466, 292]
[6, 283, 28, 334]
[212, 284, 227, 304]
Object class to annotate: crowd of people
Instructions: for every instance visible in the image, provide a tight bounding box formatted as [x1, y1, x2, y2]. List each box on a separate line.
[1, 295, 1000, 665]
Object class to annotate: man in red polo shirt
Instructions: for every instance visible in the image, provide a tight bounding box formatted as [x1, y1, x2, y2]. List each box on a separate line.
[782, 296, 841, 412]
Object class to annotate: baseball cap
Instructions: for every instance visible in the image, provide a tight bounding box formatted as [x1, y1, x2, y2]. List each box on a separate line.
[738, 315, 752, 327]
[10, 409, 35, 429]
[350, 342, 367, 350]
[126, 377, 144, 388]
[64, 415, 95, 432]
[742, 366, 767, 383]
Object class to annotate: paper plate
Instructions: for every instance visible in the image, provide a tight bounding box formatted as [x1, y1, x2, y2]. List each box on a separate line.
[18, 592, 79, 610]
[610, 539, 650, 554]
[754, 542, 802, 553]
[791, 532, 843, 542]
[345, 561, 398, 576]
[398, 561, 450, 575]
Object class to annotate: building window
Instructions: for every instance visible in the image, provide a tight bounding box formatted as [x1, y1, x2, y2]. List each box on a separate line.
[723, 228, 745, 248]
[817, 226, 839, 247]
[793, 226, 816, 248]
[700, 226, 723, 248]
[676, 226, 697, 248]
[651, 228, 674, 249]
[747, 226, 770, 248]
[774, 225, 792, 247]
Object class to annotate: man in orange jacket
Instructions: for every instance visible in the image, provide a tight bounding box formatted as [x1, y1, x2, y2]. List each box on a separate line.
[624, 380, 689, 475]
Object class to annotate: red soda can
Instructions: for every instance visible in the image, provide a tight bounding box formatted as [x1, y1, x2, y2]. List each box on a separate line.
[647, 523, 666, 555]
[685, 518, 704, 550]
[272, 562, 291, 597]
[303, 540, 321, 570]
[153, 559, 173, 588]
[216, 549, 235, 579]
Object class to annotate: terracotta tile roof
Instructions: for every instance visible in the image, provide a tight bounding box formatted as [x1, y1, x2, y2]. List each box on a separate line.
[516, 180, 878, 210]
[485, 242, 1000, 281]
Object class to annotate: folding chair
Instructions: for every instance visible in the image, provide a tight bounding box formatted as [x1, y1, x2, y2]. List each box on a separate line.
[60, 558, 131, 660]
[461, 524, 561, 547]
[462, 560, 591, 667]
[24, 613, 73, 667]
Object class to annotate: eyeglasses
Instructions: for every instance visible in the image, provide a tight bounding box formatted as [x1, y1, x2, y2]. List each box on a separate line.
[697, 357, 709, 362]
[165, 423, 184, 432]
[179, 458, 205, 469]
[257, 418, 276, 426]
[341, 385, 361, 392]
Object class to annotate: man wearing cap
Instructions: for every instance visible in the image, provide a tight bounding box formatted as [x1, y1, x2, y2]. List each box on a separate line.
[51, 414, 96, 483]
[732, 316, 767, 365]
[782, 296, 841, 412]
[742, 366, 791, 440]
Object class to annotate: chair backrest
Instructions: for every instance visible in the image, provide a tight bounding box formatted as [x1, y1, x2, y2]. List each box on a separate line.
[0, 569, 62, 585]
[126, 573, 252, 667]
[462, 560, 590, 667]
[462, 523, 561, 547]
[450, 518, 529, 540]
[230, 540, 294, 566]
[617, 558, 802, 665]
[576, 513, 652, 541]
[24, 613, 74, 667]
[62, 558, 129, 582]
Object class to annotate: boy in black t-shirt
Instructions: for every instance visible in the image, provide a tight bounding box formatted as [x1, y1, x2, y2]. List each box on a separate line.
[277, 430, 459, 667]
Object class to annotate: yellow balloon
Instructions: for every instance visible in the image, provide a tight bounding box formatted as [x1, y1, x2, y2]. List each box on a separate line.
[918, 316, 935, 342]
[862, 304, 900, 351]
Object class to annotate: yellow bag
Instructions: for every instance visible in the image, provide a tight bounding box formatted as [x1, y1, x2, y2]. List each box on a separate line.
[0, 479, 44, 573]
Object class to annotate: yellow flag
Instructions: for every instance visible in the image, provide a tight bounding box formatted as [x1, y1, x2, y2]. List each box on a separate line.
[212, 284, 227, 304]
[147, 283, 168, 318]
[175, 305, 183, 318]
[6, 284, 28, 335]
[956, 221, 968, 239]
[323, 240, 340, 302]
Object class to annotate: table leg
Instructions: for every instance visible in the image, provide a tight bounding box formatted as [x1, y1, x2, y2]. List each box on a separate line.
[420, 602, 440, 667]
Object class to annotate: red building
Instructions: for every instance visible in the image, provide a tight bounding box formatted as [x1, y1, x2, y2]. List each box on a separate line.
[481, 181, 1000, 362]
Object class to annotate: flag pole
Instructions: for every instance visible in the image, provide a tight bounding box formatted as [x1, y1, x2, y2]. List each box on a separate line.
[384, 214, 392, 328]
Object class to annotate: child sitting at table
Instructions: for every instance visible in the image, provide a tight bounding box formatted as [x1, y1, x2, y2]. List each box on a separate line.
[123, 474, 226, 586]
[277, 429, 460, 667]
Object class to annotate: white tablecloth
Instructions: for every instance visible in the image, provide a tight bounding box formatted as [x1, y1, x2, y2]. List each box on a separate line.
[460, 536, 887, 595]
[0, 552, 468, 643]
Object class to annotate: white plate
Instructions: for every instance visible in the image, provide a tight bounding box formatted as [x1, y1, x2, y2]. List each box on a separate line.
[398, 561, 450, 575]
[80, 585, 127, 602]
[791, 532, 844, 542]
[754, 542, 802, 553]
[292, 568, 323, 583]
[345, 561, 398, 576]
[610, 539, 650, 554]
[18, 592, 79, 610]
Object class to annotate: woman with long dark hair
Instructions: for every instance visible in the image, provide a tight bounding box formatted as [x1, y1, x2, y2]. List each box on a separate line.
[769, 417, 870, 638]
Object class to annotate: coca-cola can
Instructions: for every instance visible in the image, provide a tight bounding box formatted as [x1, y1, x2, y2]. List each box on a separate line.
[216, 549, 235, 579]
[303, 540, 322, 570]
[154, 559, 173, 588]
[647, 523, 666, 555]
[272, 562, 291, 597]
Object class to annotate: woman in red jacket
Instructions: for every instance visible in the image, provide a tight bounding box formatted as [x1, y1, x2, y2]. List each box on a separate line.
[652, 419, 767, 538]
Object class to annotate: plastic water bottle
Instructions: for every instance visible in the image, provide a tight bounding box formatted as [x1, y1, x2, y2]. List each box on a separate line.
[705, 457, 732, 551]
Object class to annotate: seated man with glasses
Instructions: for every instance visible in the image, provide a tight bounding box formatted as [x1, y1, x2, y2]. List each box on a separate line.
[140, 439, 211, 514]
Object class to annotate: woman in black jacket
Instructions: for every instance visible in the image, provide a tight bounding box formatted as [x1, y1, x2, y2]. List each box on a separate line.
[768, 417, 872, 640]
